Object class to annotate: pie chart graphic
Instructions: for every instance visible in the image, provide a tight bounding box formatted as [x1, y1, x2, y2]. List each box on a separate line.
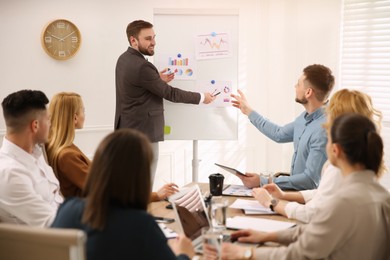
[185, 69, 193, 76]
[176, 69, 183, 76]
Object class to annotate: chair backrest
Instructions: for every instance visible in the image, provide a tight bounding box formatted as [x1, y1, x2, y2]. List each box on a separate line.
[0, 223, 86, 260]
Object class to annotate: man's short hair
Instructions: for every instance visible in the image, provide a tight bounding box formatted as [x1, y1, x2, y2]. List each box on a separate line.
[303, 64, 335, 102]
[126, 20, 153, 45]
[2, 89, 49, 132]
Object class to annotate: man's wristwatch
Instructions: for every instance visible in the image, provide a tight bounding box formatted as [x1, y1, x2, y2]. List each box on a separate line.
[243, 248, 253, 259]
[269, 198, 279, 212]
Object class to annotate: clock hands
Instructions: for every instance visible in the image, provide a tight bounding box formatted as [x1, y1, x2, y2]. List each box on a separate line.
[61, 31, 76, 40]
[47, 31, 75, 42]
[47, 32, 63, 41]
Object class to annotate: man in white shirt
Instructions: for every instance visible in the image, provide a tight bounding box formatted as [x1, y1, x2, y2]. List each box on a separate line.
[0, 89, 63, 227]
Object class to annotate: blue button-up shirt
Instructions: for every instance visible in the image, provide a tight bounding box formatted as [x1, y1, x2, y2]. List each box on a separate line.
[248, 107, 327, 190]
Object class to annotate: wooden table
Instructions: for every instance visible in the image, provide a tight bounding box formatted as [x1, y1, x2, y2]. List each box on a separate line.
[148, 182, 298, 233]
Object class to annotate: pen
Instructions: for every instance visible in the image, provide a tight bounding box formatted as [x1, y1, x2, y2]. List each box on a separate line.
[213, 92, 221, 97]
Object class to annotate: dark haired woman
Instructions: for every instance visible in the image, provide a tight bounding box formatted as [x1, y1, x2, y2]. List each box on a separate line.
[52, 129, 194, 260]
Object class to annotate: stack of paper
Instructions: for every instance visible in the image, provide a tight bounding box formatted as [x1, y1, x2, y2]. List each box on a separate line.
[229, 198, 276, 215]
[226, 216, 296, 232]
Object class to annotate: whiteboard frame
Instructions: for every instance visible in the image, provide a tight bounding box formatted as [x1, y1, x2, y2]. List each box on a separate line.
[153, 8, 239, 141]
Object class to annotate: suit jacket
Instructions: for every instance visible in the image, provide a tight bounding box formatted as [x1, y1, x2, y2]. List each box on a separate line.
[115, 47, 201, 142]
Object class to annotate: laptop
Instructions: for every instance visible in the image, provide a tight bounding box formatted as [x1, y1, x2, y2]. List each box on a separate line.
[169, 185, 211, 253]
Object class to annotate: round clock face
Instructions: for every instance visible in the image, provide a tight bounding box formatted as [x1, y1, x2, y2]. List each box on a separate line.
[41, 19, 81, 60]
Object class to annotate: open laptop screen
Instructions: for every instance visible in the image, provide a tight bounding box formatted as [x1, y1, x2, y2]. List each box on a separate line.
[169, 185, 210, 241]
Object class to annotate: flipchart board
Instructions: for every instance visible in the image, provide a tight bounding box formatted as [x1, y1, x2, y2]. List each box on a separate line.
[153, 9, 238, 140]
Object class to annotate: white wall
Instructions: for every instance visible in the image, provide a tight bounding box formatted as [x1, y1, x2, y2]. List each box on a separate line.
[0, 0, 354, 191]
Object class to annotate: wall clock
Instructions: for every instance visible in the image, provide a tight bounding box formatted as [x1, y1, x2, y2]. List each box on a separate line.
[41, 19, 82, 60]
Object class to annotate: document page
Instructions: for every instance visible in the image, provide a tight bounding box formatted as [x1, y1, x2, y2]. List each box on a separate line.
[226, 216, 296, 232]
[229, 198, 275, 214]
[222, 185, 253, 197]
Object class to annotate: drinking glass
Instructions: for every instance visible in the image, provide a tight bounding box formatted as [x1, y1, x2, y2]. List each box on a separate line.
[210, 197, 229, 231]
[202, 227, 222, 260]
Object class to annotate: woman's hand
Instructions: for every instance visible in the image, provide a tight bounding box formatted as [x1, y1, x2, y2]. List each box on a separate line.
[221, 243, 252, 260]
[262, 183, 285, 199]
[230, 229, 269, 243]
[168, 234, 195, 259]
[156, 183, 179, 200]
[252, 188, 273, 208]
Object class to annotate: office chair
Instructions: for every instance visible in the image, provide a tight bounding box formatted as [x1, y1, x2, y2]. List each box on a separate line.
[0, 223, 86, 260]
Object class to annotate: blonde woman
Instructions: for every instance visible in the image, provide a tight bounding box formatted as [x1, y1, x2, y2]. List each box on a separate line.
[252, 89, 383, 223]
[47, 92, 178, 200]
[46, 92, 90, 198]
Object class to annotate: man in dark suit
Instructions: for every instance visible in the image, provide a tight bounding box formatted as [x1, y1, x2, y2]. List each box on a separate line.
[115, 20, 215, 181]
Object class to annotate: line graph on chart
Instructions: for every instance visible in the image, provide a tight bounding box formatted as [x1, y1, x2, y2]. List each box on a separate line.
[195, 32, 232, 60]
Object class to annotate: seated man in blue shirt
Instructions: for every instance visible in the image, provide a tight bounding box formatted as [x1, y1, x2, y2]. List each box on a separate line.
[231, 64, 334, 190]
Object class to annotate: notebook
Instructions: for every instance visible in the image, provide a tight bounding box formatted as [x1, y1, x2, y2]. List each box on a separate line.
[169, 185, 211, 253]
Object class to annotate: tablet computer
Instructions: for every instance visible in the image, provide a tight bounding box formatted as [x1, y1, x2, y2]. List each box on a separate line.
[215, 163, 246, 176]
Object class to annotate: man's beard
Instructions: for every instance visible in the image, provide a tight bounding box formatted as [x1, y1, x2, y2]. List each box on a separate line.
[138, 45, 154, 56]
[295, 97, 308, 104]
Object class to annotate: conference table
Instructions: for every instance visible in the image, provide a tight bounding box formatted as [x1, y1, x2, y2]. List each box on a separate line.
[148, 182, 299, 257]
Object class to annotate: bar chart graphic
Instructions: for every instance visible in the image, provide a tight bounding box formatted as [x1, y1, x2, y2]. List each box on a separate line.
[162, 53, 196, 80]
[168, 57, 189, 66]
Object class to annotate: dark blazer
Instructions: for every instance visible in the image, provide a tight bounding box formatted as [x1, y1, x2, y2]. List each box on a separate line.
[115, 47, 201, 142]
[52, 198, 190, 260]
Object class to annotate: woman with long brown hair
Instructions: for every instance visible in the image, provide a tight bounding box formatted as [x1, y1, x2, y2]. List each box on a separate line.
[52, 129, 194, 260]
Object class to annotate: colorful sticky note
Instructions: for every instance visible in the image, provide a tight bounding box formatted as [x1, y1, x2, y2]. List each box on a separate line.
[164, 125, 171, 135]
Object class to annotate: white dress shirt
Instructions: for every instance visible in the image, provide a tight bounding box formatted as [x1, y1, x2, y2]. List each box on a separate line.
[284, 161, 343, 223]
[0, 137, 63, 226]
